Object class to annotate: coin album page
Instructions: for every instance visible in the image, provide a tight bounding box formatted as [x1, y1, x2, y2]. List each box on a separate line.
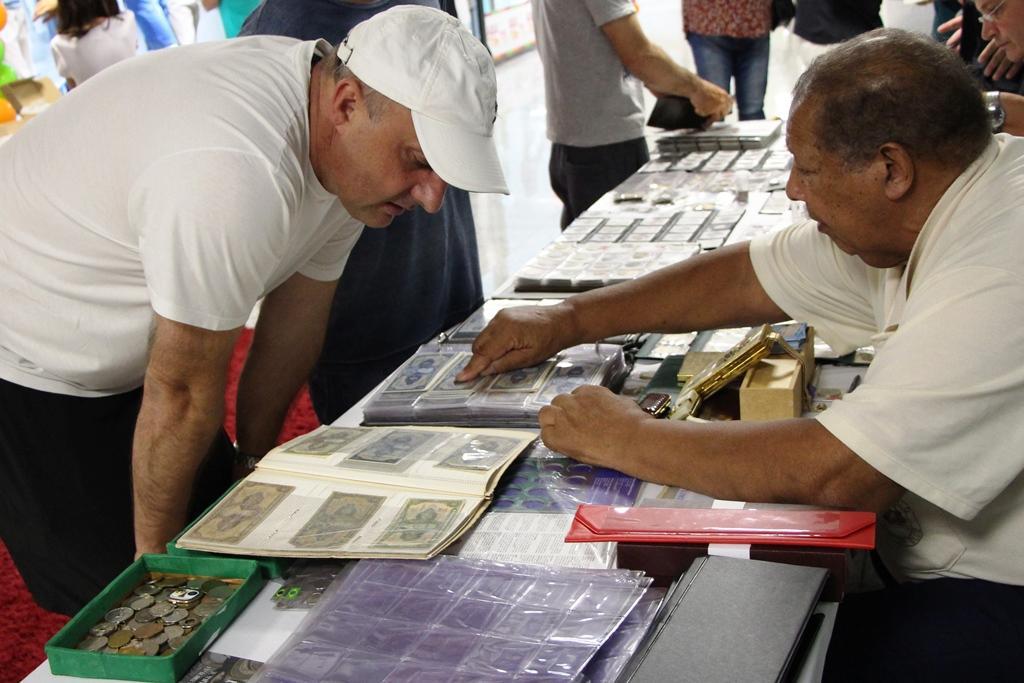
[177, 425, 536, 560]
[361, 342, 628, 427]
[650, 118, 784, 153]
[489, 441, 643, 514]
[251, 556, 653, 683]
[513, 242, 701, 292]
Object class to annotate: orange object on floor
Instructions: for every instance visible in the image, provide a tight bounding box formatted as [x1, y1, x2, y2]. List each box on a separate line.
[0, 98, 15, 124]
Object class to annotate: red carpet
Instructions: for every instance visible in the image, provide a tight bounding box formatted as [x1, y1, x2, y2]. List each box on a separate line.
[0, 541, 69, 683]
[0, 330, 319, 682]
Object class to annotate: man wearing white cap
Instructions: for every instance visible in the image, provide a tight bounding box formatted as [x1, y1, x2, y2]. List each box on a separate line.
[0, 5, 505, 614]
[238, 1, 490, 431]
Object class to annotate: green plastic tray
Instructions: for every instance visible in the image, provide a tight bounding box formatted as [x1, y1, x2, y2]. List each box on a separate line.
[45, 554, 263, 682]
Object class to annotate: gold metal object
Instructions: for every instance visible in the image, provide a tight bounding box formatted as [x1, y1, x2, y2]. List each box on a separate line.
[671, 324, 804, 419]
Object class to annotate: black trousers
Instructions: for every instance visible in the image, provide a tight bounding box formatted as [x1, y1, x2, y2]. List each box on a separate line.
[549, 137, 650, 229]
[308, 346, 420, 425]
[0, 378, 233, 615]
[824, 577, 1024, 682]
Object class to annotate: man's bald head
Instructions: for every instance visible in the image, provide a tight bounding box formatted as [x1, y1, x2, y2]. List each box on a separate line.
[792, 28, 991, 173]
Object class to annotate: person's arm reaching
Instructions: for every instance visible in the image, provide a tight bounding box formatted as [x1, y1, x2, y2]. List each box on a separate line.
[133, 316, 241, 556]
[458, 242, 788, 380]
[539, 386, 905, 512]
[235, 272, 339, 462]
[600, 13, 732, 119]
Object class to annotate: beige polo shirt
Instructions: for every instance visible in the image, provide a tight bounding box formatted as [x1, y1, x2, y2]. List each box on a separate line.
[750, 136, 1024, 584]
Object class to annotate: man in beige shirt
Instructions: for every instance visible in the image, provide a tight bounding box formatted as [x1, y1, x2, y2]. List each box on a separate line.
[460, 28, 1024, 679]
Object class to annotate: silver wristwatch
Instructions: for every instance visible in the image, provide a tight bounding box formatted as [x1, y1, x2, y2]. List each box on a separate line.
[986, 91, 1006, 133]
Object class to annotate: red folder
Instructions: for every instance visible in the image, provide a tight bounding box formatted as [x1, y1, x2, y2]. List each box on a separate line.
[565, 504, 876, 550]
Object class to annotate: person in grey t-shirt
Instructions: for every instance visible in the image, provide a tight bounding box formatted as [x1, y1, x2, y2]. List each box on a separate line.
[531, 0, 731, 228]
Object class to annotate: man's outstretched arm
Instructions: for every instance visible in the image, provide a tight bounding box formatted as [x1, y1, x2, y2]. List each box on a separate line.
[601, 12, 733, 119]
[459, 242, 789, 380]
[539, 386, 904, 512]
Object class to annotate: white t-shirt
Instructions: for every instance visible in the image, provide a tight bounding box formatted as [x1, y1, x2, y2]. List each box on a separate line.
[751, 136, 1024, 585]
[0, 37, 363, 397]
[531, 0, 645, 147]
[50, 11, 139, 85]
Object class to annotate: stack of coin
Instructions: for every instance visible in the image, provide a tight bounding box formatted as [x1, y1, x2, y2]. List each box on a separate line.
[75, 572, 241, 657]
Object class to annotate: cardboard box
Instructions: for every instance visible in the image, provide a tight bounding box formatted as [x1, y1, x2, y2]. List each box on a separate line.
[1, 76, 60, 118]
[740, 357, 802, 420]
[46, 554, 263, 682]
[617, 542, 849, 602]
[677, 325, 815, 390]
[771, 323, 815, 388]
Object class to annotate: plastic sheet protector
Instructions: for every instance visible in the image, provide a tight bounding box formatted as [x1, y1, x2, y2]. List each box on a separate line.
[491, 441, 642, 513]
[361, 343, 628, 428]
[253, 556, 652, 682]
[451, 512, 616, 570]
[442, 299, 563, 345]
[513, 242, 700, 292]
[581, 586, 665, 683]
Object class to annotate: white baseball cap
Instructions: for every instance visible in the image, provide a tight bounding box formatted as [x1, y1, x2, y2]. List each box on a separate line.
[337, 6, 508, 195]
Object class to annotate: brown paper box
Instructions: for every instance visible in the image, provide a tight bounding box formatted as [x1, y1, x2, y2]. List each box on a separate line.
[740, 357, 802, 420]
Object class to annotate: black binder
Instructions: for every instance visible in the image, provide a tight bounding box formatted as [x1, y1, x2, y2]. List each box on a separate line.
[617, 555, 828, 683]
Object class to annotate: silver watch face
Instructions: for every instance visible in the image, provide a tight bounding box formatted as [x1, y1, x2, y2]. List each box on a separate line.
[987, 93, 1006, 132]
[991, 109, 1006, 132]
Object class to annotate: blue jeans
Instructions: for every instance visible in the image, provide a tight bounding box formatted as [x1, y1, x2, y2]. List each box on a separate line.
[125, 0, 177, 50]
[686, 33, 769, 120]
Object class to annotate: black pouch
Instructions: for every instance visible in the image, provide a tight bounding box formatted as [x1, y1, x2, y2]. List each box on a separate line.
[646, 95, 708, 130]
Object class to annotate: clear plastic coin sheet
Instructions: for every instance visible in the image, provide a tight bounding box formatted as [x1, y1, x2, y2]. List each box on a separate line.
[273, 561, 347, 610]
[580, 586, 665, 683]
[513, 242, 700, 291]
[442, 299, 564, 345]
[651, 119, 783, 154]
[252, 556, 652, 682]
[490, 441, 642, 513]
[361, 343, 628, 428]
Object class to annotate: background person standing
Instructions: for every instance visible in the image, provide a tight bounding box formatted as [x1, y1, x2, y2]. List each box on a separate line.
[683, 0, 771, 120]
[532, 0, 731, 228]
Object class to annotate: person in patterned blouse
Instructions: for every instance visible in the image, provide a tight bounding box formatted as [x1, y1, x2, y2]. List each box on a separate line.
[683, 0, 772, 120]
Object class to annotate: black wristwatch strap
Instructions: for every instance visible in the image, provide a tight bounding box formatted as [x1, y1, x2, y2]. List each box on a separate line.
[232, 443, 260, 470]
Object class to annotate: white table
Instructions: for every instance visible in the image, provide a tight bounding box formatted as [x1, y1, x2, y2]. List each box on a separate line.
[27, 352, 838, 682]
[25, 578, 837, 682]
